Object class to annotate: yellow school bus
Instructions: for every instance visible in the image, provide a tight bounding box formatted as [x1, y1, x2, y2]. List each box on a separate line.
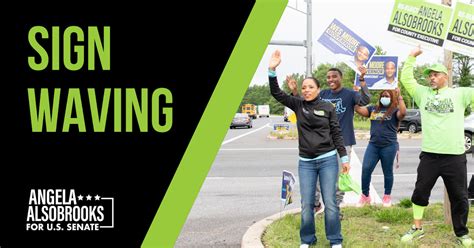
[241, 104, 257, 119]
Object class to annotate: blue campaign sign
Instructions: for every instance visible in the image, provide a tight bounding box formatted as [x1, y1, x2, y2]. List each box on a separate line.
[318, 18, 376, 74]
[354, 56, 399, 90]
[281, 170, 296, 206]
[274, 123, 289, 131]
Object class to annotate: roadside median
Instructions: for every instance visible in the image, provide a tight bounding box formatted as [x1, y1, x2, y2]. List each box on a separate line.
[243, 202, 474, 247]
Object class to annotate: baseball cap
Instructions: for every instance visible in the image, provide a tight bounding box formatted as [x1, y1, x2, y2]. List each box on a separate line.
[423, 64, 448, 76]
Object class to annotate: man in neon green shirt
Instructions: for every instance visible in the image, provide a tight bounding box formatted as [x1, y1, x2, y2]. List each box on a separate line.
[400, 46, 474, 247]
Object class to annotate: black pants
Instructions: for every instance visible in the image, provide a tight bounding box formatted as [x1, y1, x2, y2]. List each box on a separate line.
[411, 152, 469, 237]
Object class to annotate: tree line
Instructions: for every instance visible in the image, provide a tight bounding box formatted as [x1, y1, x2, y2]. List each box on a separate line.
[240, 50, 472, 117]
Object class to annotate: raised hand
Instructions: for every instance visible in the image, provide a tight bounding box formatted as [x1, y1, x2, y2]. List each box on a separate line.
[286, 75, 297, 92]
[395, 87, 401, 97]
[358, 65, 367, 77]
[269, 50, 281, 70]
[357, 65, 367, 88]
[409, 45, 423, 57]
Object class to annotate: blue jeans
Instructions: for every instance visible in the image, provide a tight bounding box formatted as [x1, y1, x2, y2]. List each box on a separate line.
[361, 142, 397, 196]
[299, 154, 342, 245]
[315, 146, 351, 206]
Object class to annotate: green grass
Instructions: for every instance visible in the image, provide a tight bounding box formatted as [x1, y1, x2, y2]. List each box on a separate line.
[262, 203, 474, 247]
[399, 198, 413, 208]
[353, 119, 370, 130]
[269, 129, 298, 139]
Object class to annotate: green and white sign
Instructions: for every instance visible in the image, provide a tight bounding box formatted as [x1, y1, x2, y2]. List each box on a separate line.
[445, 2, 473, 57]
[388, 0, 452, 46]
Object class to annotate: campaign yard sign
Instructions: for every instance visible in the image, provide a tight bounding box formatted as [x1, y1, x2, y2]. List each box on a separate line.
[355, 56, 399, 90]
[388, 0, 453, 47]
[318, 18, 376, 74]
[281, 170, 296, 207]
[445, 2, 473, 57]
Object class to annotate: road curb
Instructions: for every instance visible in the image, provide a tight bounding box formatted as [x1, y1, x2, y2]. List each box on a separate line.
[241, 208, 300, 248]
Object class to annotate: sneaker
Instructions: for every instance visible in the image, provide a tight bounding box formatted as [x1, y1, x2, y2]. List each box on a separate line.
[300, 244, 309, 248]
[331, 244, 342, 248]
[400, 225, 425, 243]
[457, 235, 473, 247]
[356, 194, 371, 207]
[382, 194, 392, 207]
[314, 202, 325, 215]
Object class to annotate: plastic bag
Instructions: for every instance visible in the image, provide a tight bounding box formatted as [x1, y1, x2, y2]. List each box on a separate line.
[338, 173, 361, 194]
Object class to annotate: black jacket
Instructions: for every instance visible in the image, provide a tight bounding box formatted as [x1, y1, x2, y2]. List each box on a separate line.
[269, 76, 347, 159]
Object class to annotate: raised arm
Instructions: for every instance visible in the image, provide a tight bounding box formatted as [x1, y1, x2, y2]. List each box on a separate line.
[355, 105, 370, 118]
[396, 88, 406, 121]
[461, 87, 474, 108]
[268, 50, 299, 109]
[400, 46, 423, 97]
[269, 50, 281, 71]
[287, 76, 299, 96]
[355, 65, 371, 106]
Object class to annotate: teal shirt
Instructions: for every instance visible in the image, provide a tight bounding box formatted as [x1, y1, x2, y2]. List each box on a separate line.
[401, 56, 474, 155]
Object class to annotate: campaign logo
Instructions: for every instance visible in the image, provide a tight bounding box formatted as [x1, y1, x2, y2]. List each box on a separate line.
[425, 95, 454, 113]
[323, 98, 346, 114]
[26, 189, 114, 231]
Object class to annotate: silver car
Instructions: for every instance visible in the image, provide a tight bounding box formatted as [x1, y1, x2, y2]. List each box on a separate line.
[465, 114, 474, 153]
[230, 113, 253, 129]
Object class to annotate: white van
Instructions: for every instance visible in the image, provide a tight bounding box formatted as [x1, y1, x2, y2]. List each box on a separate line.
[257, 105, 270, 118]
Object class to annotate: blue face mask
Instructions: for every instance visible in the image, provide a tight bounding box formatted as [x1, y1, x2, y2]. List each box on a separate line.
[380, 97, 391, 106]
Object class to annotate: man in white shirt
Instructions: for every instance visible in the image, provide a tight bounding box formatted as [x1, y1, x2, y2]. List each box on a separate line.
[371, 61, 398, 90]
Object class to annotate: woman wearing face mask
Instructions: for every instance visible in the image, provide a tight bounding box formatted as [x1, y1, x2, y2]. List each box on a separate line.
[354, 88, 406, 207]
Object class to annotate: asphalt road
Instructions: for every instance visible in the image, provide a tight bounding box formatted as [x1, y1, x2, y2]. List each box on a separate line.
[176, 116, 473, 248]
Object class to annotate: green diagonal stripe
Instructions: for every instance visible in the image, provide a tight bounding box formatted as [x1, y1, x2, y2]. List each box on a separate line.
[141, 0, 287, 247]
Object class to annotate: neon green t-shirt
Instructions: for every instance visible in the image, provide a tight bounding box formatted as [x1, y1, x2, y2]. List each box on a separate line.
[401, 56, 474, 155]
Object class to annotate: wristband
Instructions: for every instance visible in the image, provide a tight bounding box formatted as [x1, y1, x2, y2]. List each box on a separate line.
[341, 155, 349, 164]
[268, 68, 277, 78]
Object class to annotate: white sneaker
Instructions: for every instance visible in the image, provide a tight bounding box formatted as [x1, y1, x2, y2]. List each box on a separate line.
[331, 244, 342, 248]
[300, 244, 309, 248]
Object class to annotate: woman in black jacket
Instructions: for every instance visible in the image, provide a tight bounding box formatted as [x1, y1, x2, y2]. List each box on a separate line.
[268, 50, 350, 248]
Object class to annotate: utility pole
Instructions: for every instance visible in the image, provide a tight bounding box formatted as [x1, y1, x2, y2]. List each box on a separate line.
[305, 0, 312, 78]
[441, 0, 453, 225]
[269, 0, 313, 77]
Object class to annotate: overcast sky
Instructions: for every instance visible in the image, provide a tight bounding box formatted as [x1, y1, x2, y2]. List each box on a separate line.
[250, 0, 468, 85]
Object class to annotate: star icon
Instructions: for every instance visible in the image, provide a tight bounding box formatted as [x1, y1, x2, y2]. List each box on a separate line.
[94, 195, 101, 201]
[86, 195, 92, 201]
[78, 195, 84, 201]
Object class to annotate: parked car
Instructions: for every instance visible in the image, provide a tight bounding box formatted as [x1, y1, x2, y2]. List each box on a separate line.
[230, 113, 253, 129]
[399, 109, 422, 133]
[465, 114, 473, 153]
